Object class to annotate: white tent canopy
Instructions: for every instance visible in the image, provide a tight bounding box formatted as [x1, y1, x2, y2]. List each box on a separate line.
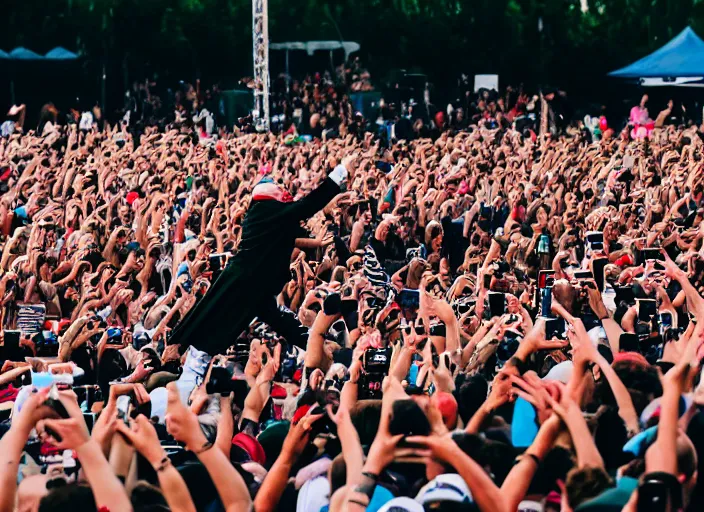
[270, 41, 360, 60]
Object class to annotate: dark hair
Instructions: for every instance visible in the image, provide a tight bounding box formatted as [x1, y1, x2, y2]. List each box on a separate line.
[565, 466, 614, 509]
[592, 407, 629, 469]
[528, 446, 575, 495]
[350, 400, 382, 446]
[388, 399, 430, 437]
[457, 375, 489, 424]
[130, 481, 168, 512]
[39, 483, 96, 512]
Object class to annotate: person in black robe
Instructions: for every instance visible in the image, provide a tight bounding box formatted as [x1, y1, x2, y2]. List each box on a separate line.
[169, 165, 349, 356]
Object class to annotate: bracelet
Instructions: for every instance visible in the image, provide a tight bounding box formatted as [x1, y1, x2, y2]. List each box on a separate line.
[154, 456, 171, 472]
[514, 453, 540, 467]
[192, 441, 213, 455]
[361, 471, 379, 482]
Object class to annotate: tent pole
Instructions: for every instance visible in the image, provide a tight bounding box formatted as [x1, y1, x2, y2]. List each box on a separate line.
[286, 50, 290, 94]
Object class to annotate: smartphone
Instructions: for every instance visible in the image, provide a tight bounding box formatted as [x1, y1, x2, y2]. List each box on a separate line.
[642, 248, 664, 262]
[613, 285, 635, 305]
[538, 270, 556, 289]
[573, 270, 593, 281]
[3, 329, 22, 362]
[488, 292, 506, 318]
[483, 273, 492, 289]
[585, 231, 604, 248]
[429, 323, 446, 337]
[540, 286, 553, 317]
[637, 299, 658, 321]
[545, 317, 567, 340]
[116, 395, 131, 426]
[592, 257, 608, 292]
[397, 289, 420, 311]
[636, 480, 678, 512]
[659, 312, 673, 329]
[619, 332, 640, 352]
[42, 384, 70, 419]
[106, 327, 122, 341]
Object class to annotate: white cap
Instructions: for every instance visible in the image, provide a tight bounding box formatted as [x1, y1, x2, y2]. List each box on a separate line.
[415, 473, 472, 505]
[377, 497, 424, 512]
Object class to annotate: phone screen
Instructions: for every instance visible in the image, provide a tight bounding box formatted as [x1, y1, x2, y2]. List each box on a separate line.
[636, 481, 672, 512]
[586, 232, 604, 244]
[488, 292, 506, 318]
[545, 317, 566, 340]
[538, 270, 556, 289]
[540, 286, 553, 317]
[3, 330, 22, 362]
[398, 289, 420, 311]
[637, 299, 657, 321]
[592, 258, 608, 292]
[641, 248, 664, 263]
[619, 332, 639, 352]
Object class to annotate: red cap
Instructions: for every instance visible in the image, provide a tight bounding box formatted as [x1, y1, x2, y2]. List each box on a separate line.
[613, 351, 649, 369]
[231, 433, 266, 465]
[271, 384, 287, 399]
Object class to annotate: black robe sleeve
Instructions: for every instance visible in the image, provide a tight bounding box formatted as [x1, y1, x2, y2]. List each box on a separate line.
[280, 178, 341, 222]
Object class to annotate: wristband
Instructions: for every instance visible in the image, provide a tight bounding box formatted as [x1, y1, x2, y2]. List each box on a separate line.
[354, 479, 377, 499]
[362, 471, 379, 482]
[509, 355, 529, 375]
[154, 456, 171, 472]
[192, 441, 213, 455]
[514, 453, 540, 467]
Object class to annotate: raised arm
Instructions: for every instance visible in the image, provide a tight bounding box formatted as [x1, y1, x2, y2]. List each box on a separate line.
[164, 383, 252, 512]
[117, 415, 196, 512]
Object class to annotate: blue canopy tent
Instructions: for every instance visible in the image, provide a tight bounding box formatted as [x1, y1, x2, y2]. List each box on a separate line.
[1, 47, 44, 104]
[8, 47, 44, 61]
[609, 27, 704, 86]
[1, 46, 79, 106]
[45, 47, 79, 60]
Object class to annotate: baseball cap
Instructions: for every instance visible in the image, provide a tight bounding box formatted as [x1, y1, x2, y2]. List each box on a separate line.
[415, 473, 472, 506]
[377, 497, 424, 512]
[231, 432, 266, 465]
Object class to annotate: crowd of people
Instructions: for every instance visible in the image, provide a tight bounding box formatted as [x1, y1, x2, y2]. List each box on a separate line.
[1, 85, 704, 512]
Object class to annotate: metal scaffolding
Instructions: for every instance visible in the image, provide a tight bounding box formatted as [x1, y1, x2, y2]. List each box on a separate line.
[252, 0, 270, 132]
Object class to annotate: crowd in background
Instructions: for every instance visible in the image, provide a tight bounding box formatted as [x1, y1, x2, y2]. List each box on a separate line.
[2, 73, 704, 512]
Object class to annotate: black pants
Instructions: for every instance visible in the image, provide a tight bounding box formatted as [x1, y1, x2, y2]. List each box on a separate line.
[255, 299, 309, 349]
